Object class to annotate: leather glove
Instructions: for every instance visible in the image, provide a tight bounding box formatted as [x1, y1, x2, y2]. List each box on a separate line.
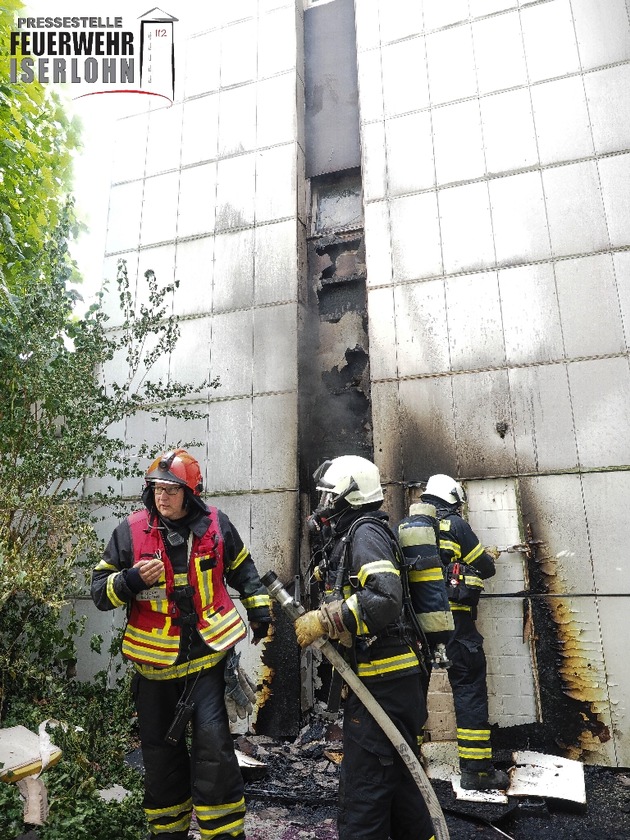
[295, 600, 352, 648]
[224, 650, 257, 723]
[485, 545, 501, 560]
[295, 610, 326, 648]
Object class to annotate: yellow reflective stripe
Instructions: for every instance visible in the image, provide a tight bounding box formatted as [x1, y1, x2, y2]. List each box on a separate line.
[123, 640, 178, 666]
[200, 814, 245, 838]
[124, 622, 180, 645]
[357, 649, 418, 678]
[173, 573, 188, 586]
[398, 525, 435, 547]
[241, 593, 271, 609]
[458, 728, 491, 740]
[94, 560, 117, 571]
[134, 650, 227, 680]
[439, 539, 461, 559]
[106, 573, 125, 607]
[409, 568, 444, 583]
[151, 814, 190, 834]
[345, 593, 361, 629]
[198, 608, 246, 650]
[195, 797, 245, 819]
[145, 797, 193, 818]
[462, 542, 483, 565]
[196, 557, 213, 606]
[230, 546, 249, 571]
[418, 610, 454, 633]
[357, 559, 400, 586]
[463, 574, 483, 588]
[450, 603, 472, 612]
[458, 746, 493, 760]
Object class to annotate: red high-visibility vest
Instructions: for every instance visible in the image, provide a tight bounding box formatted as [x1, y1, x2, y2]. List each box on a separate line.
[121, 508, 246, 667]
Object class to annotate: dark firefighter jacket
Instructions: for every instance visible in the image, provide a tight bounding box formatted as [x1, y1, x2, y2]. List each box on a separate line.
[91, 505, 271, 678]
[430, 500, 496, 618]
[321, 509, 421, 683]
[397, 503, 454, 648]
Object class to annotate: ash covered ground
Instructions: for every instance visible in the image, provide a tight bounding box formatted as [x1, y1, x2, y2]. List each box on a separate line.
[240, 715, 630, 840]
[16, 713, 630, 839]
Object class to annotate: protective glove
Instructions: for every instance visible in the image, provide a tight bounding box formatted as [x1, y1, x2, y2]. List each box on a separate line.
[295, 610, 326, 648]
[224, 650, 257, 723]
[485, 545, 501, 560]
[295, 600, 352, 648]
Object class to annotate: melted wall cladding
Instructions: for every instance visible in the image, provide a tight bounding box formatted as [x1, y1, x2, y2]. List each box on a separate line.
[518, 476, 616, 765]
[257, 608, 301, 738]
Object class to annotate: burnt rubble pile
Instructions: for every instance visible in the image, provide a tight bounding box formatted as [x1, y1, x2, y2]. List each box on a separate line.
[238, 716, 343, 806]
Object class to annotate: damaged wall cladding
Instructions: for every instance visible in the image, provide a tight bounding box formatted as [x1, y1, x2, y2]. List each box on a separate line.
[301, 225, 371, 476]
[355, 0, 630, 767]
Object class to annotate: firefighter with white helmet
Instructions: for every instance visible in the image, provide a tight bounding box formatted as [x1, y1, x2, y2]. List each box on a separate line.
[422, 473, 509, 791]
[295, 455, 438, 840]
[91, 448, 271, 839]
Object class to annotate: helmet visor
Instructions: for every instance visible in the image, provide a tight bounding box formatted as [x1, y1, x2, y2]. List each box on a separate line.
[317, 490, 335, 512]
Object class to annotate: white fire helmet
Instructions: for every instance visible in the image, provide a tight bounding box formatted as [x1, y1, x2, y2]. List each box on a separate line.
[313, 455, 384, 510]
[424, 474, 466, 506]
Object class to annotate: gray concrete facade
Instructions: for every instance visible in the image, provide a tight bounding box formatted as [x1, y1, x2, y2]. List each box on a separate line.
[86, 0, 630, 764]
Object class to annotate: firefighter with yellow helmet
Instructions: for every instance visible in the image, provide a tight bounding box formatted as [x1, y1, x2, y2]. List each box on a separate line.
[295, 455, 438, 840]
[91, 448, 271, 840]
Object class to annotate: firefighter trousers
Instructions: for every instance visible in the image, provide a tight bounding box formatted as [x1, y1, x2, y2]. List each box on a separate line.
[446, 611, 494, 771]
[337, 674, 436, 840]
[132, 662, 245, 839]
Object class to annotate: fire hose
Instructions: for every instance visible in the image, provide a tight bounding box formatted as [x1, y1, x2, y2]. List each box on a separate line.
[261, 570, 450, 840]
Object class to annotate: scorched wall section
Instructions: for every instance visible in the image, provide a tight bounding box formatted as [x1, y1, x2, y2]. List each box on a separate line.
[356, 0, 630, 766]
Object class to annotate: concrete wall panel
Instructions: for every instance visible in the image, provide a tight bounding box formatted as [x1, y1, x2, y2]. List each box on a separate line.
[445, 272, 504, 371]
[520, 0, 581, 82]
[140, 172, 180, 247]
[213, 229, 255, 313]
[480, 88, 538, 175]
[555, 255, 626, 357]
[181, 95, 219, 166]
[472, 10, 528, 95]
[542, 161, 609, 257]
[385, 111, 435, 195]
[177, 164, 218, 239]
[173, 238, 215, 317]
[508, 364, 579, 473]
[598, 153, 630, 249]
[394, 280, 450, 377]
[398, 377, 458, 481]
[438, 182, 495, 274]
[209, 309, 254, 399]
[531, 76, 594, 166]
[254, 221, 299, 305]
[432, 100, 485, 186]
[568, 357, 630, 469]
[391, 192, 442, 281]
[498, 263, 563, 364]
[183, 30, 221, 99]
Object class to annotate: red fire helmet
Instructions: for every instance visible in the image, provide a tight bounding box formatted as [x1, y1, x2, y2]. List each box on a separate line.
[145, 449, 203, 495]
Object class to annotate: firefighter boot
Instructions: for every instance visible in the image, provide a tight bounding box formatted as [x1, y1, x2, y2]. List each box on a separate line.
[460, 767, 509, 791]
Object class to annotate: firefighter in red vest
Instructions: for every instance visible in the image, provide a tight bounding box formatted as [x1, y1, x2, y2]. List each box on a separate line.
[91, 449, 271, 840]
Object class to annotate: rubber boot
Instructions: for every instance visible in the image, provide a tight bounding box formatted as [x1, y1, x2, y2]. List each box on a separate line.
[460, 767, 509, 790]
